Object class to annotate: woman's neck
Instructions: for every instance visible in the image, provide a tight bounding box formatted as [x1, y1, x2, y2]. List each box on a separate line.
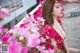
[52, 16, 57, 25]
[53, 16, 58, 22]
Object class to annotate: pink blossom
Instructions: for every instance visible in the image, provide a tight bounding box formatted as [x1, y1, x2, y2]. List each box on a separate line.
[36, 45, 45, 51]
[22, 46, 28, 53]
[0, 8, 10, 18]
[39, 0, 44, 4]
[0, 11, 55, 53]
[48, 48, 55, 53]
[0, 23, 3, 28]
[40, 37, 45, 42]
[28, 14, 31, 17]
[8, 41, 22, 53]
[7, 35, 16, 43]
[3, 28, 8, 33]
[0, 28, 3, 34]
[41, 50, 49, 53]
[34, 6, 42, 20]
[37, 17, 45, 25]
[1, 33, 10, 42]
[27, 37, 40, 47]
[1, 35, 9, 43]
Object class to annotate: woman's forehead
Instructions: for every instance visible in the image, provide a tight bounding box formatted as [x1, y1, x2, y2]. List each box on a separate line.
[55, 1, 62, 5]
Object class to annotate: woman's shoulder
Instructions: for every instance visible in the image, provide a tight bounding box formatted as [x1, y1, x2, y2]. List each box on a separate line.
[40, 24, 56, 38]
[43, 24, 53, 30]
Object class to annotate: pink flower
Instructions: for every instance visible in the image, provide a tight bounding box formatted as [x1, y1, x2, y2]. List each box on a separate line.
[37, 17, 45, 25]
[48, 48, 55, 53]
[7, 35, 16, 43]
[39, 0, 44, 4]
[34, 6, 42, 20]
[31, 38, 40, 46]
[3, 28, 8, 33]
[0, 8, 10, 18]
[1, 33, 10, 43]
[0, 23, 3, 28]
[0, 23, 8, 38]
[0, 28, 3, 33]
[28, 14, 31, 17]
[8, 41, 22, 53]
[36, 45, 45, 51]
[41, 50, 49, 53]
[40, 37, 45, 42]
[27, 37, 40, 47]
[1, 35, 9, 43]
[22, 46, 28, 53]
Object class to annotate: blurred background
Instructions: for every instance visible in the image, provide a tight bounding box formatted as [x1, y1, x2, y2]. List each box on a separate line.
[0, 0, 80, 49]
[62, 0, 80, 49]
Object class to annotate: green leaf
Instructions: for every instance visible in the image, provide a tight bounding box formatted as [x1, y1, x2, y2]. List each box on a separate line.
[21, 37, 27, 46]
[0, 17, 3, 21]
[28, 47, 40, 53]
[60, 51, 64, 53]
[15, 36, 19, 41]
[29, 30, 34, 34]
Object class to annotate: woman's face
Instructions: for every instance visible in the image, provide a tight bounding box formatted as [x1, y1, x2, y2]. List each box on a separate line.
[52, 1, 64, 17]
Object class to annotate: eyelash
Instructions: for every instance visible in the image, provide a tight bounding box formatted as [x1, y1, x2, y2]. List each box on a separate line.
[56, 5, 62, 8]
[56, 6, 59, 8]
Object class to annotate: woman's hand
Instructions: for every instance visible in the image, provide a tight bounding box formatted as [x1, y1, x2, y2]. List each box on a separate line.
[63, 39, 70, 53]
[51, 39, 61, 53]
[51, 39, 56, 47]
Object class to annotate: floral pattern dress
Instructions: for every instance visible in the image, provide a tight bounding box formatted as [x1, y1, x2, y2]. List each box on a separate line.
[39, 18, 65, 53]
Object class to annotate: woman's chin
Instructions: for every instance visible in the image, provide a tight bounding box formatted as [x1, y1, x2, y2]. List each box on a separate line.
[60, 14, 64, 17]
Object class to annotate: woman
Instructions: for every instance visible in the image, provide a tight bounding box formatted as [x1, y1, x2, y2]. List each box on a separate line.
[41, 0, 80, 53]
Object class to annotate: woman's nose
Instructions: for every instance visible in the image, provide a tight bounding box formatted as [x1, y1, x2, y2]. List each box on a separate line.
[61, 8, 64, 11]
[60, 6, 64, 11]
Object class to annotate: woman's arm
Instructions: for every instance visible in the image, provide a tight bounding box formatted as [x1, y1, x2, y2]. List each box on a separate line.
[51, 38, 70, 53]
[51, 39, 61, 53]
[68, 48, 80, 53]
[63, 39, 69, 53]
[63, 39, 80, 53]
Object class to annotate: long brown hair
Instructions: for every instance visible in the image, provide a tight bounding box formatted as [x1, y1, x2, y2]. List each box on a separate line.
[42, 0, 62, 25]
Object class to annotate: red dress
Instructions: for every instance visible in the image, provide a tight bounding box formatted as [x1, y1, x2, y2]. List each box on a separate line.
[39, 19, 65, 52]
[41, 24, 64, 50]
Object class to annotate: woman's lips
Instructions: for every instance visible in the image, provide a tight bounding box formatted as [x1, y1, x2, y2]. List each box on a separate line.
[61, 8, 64, 17]
[61, 11, 64, 14]
[61, 11, 64, 17]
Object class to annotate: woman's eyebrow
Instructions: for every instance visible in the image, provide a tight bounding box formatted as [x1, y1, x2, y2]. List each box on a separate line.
[55, 1, 62, 4]
[55, 3, 60, 6]
[55, 1, 60, 3]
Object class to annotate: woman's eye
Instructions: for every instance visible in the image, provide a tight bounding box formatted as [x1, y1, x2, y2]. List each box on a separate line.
[60, 5, 63, 7]
[56, 6, 59, 8]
